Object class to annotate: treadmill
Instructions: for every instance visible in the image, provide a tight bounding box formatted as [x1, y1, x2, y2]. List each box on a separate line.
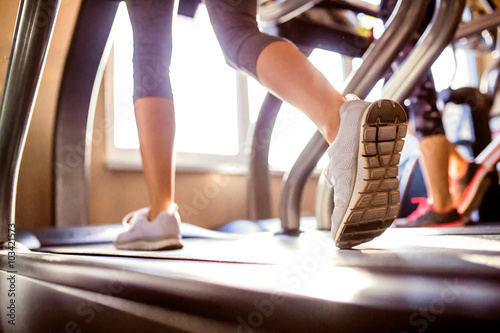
[2, 0, 500, 332]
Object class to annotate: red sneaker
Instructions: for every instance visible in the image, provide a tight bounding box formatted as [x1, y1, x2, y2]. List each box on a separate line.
[394, 197, 464, 227]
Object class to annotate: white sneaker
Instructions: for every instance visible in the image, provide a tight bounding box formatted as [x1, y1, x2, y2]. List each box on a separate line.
[326, 95, 407, 248]
[113, 204, 183, 250]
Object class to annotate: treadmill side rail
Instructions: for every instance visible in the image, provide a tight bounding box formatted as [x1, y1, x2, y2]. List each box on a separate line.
[0, 0, 61, 243]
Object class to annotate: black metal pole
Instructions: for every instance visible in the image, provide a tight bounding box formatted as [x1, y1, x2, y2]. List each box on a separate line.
[0, 0, 61, 243]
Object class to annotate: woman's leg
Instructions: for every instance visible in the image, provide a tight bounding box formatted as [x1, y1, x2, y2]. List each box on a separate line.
[394, 72, 462, 228]
[126, 0, 177, 220]
[134, 98, 176, 220]
[255, 42, 345, 144]
[448, 142, 468, 179]
[115, 0, 182, 251]
[419, 134, 454, 212]
[205, 0, 345, 144]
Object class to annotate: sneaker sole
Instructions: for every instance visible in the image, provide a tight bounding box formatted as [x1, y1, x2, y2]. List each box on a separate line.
[113, 237, 183, 251]
[334, 99, 407, 249]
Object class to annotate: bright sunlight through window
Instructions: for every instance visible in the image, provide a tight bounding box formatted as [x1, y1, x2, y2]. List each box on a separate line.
[113, 3, 238, 156]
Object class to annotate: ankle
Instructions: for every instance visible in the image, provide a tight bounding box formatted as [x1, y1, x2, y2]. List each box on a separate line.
[149, 202, 176, 221]
[429, 200, 455, 214]
[148, 210, 159, 221]
[323, 124, 339, 145]
[321, 110, 341, 144]
[148, 199, 173, 221]
[450, 159, 471, 180]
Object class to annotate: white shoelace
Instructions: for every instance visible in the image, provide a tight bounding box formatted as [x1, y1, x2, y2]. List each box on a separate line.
[122, 207, 149, 227]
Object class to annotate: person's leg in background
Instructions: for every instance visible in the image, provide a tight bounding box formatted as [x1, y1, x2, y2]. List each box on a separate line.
[395, 74, 465, 227]
[413, 79, 455, 212]
[382, 0, 487, 227]
[448, 140, 472, 206]
[114, 0, 182, 250]
[449, 142, 469, 180]
[408, 82, 494, 225]
[419, 135, 455, 211]
[379, 1, 464, 227]
[205, 0, 408, 248]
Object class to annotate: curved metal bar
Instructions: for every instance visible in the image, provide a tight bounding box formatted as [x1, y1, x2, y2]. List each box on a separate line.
[314, 168, 333, 230]
[0, 0, 61, 242]
[247, 94, 282, 220]
[53, 0, 119, 227]
[316, 0, 380, 18]
[247, 45, 313, 221]
[279, 0, 432, 233]
[475, 135, 500, 170]
[382, 0, 467, 102]
[258, 0, 321, 25]
[454, 9, 500, 41]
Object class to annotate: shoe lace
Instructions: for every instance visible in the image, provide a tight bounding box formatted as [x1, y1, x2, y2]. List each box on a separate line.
[122, 208, 149, 227]
[345, 94, 360, 101]
[407, 197, 430, 221]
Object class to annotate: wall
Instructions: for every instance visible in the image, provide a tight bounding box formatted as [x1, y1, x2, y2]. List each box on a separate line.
[1, 0, 319, 230]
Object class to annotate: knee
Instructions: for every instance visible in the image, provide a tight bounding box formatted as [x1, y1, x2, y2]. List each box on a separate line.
[205, 0, 284, 76]
[217, 25, 284, 78]
[132, 52, 173, 101]
[215, 23, 260, 67]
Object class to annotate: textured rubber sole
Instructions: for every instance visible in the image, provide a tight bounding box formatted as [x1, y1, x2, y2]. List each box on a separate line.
[113, 237, 183, 251]
[335, 99, 407, 249]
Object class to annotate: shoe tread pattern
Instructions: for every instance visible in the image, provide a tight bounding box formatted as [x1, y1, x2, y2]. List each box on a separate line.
[336, 100, 408, 249]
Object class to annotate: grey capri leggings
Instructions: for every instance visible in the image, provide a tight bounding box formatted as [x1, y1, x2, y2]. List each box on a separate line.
[125, 0, 284, 101]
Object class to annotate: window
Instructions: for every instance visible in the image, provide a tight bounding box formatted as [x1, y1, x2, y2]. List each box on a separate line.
[431, 46, 478, 91]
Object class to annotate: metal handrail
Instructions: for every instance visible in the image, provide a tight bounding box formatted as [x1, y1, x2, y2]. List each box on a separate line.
[0, 0, 61, 243]
[382, 0, 467, 102]
[259, 0, 322, 25]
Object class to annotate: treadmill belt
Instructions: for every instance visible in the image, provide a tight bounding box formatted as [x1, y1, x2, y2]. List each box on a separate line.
[37, 224, 500, 278]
